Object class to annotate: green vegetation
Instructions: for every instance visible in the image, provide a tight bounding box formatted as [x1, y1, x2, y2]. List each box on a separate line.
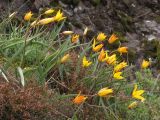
[0, 9, 160, 120]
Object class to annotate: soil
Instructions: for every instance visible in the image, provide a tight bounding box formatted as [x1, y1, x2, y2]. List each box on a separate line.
[0, 0, 160, 70]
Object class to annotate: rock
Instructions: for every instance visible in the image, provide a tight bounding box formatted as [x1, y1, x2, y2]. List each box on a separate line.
[147, 35, 156, 41]
[34, 0, 51, 9]
[0, 0, 9, 18]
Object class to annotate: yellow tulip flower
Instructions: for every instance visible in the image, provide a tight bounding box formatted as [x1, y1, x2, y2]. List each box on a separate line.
[97, 32, 107, 41]
[106, 54, 117, 65]
[37, 17, 55, 25]
[108, 34, 118, 44]
[54, 10, 66, 22]
[132, 84, 145, 102]
[98, 87, 113, 97]
[141, 59, 150, 69]
[128, 101, 138, 109]
[71, 34, 79, 43]
[82, 56, 92, 68]
[60, 54, 70, 63]
[73, 92, 87, 105]
[114, 61, 127, 72]
[117, 47, 128, 54]
[44, 9, 54, 15]
[113, 72, 124, 80]
[24, 11, 33, 21]
[98, 49, 106, 62]
[92, 39, 103, 52]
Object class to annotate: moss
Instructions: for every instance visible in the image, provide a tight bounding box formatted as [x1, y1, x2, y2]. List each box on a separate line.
[127, 48, 137, 63]
[115, 32, 128, 42]
[143, 40, 159, 58]
[155, 16, 160, 24]
[91, 0, 101, 6]
[142, 39, 160, 68]
[116, 11, 134, 32]
[156, 41, 160, 68]
[71, 20, 83, 29]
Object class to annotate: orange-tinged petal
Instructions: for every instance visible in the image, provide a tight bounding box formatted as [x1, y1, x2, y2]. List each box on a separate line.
[93, 44, 103, 52]
[106, 54, 117, 65]
[92, 39, 103, 52]
[98, 49, 106, 62]
[108, 34, 118, 44]
[73, 92, 87, 105]
[117, 47, 128, 54]
[114, 61, 127, 72]
[71, 34, 79, 43]
[24, 11, 33, 21]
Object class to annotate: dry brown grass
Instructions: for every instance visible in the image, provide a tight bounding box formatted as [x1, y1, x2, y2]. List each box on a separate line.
[0, 80, 75, 119]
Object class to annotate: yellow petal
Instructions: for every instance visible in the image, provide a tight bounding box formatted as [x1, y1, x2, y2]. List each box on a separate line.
[92, 39, 103, 52]
[132, 84, 145, 102]
[98, 49, 106, 62]
[82, 56, 92, 67]
[97, 32, 107, 41]
[135, 90, 145, 96]
[141, 60, 150, 69]
[98, 87, 113, 97]
[24, 11, 33, 21]
[113, 72, 124, 80]
[133, 95, 145, 102]
[37, 17, 55, 25]
[128, 101, 138, 109]
[60, 54, 70, 63]
[44, 9, 54, 15]
[106, 54, 117, 65]
[117, 47, 128, 54]
[114, 61, 127, 72]
[54, 10, 66, 22]
[30, 20, 38, 27]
